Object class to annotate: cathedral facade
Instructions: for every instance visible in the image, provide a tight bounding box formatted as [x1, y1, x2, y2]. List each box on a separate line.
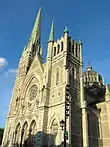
[2, 8, 110, 147]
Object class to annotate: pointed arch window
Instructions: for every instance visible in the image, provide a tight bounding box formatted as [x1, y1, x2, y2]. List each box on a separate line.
[69, 68, 72, 85]
[51, 119, 58, 146]
[7, 127, 11, 144]
[61, 42, 63, 51]
[57, 44, 60, 54]
[72, 43, 74, 54]
[29, 120, 37, 135]
[86, 77, 88, 82]
[21, 122, 28, 145]
[73, 67, 77, 86]
[29, 120, 37, 145]
[16, 97, 19, 111]
[56, 67, 60, 85]
[68, 41, 71, 52]
[15, 123, 21, 145]
[70, 67, 76, 86]
[54, 47, 56, 56]
[74, 68, 76, 79]
[75, 43, 78, 57]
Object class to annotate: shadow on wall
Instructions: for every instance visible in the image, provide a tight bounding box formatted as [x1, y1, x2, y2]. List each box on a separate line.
[87, 107, 103, 147]
[2, 132, 70, 147]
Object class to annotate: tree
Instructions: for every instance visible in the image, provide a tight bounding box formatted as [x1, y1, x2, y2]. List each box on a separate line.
[0, 128, 4, 145]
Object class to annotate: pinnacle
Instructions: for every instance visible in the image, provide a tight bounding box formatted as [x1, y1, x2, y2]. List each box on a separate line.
[48, 20, 54, 42]
[64, 25, 69, 34]
[106, 84, 110, 95]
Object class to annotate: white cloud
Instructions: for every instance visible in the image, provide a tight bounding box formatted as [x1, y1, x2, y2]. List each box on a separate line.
[0, 57, 8, 68]
[8, 69, 18, 73]
[4, 68, 18, 78]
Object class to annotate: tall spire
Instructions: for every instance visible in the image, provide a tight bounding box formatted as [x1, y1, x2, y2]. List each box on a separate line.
[48, 20, 54, 42]
[21, 7, 42, 58]
[30, 7, 41, 43]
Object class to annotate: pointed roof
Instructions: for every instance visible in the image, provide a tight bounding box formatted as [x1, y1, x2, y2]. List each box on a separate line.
[48, 20, 54, 42]
[30, 7, 41, 43]
[64, 25, 69, 34]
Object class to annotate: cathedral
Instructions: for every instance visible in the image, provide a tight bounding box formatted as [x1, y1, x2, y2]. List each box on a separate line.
[2, 8, 110, 147]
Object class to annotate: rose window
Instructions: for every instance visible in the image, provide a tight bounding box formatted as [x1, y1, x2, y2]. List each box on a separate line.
[29, 85, 38, 101]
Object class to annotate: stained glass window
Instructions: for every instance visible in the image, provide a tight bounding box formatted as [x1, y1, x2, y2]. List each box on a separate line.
[29, 85, 38, 101]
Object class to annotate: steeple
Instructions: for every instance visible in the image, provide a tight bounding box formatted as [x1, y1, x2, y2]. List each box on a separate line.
[22, 7, 42, 58]
[29, 7, 41, 43]
[19, 8, 42, 76]
[48, 20, 54, 42]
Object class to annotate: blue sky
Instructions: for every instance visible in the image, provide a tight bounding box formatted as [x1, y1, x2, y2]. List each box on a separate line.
[0, 0, 110, 128]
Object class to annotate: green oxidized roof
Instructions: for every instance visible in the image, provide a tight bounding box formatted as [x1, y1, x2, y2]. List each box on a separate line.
[22, 7, 41, 57]
[30, 7, 41, 42]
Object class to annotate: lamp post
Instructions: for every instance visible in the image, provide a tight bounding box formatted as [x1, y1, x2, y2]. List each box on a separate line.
[60, 84, 72, 147]
[60, 119, 66, 147]
[60, 119, 65, 130]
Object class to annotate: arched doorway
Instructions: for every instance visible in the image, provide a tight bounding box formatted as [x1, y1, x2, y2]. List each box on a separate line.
[21, 122, 28, 146]
[28, 120, 37, 146]
[5, 127, 11, 146]
[14, 123, 21, 146]
[51, 119, 59, 146]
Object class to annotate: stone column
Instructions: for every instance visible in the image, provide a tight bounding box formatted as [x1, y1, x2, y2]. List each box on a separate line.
[82, 107, 89, 147]
[68, 101, 72, 147]
[80, 76, 89, 147]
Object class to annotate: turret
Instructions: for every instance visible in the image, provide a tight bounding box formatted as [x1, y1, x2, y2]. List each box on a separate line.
[63, 26, 69, 68]
[105, 84, 110, 101]
[46, 20, 54, 60]
[78, 40, 83, 68]
[64, 25, 69, 34]
[64, 25, 68, 52]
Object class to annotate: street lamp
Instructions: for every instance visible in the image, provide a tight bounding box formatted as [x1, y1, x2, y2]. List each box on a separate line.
[60, 119, 67, 147]
[60, 84, 71, 147]
[60, 119, 65, 130]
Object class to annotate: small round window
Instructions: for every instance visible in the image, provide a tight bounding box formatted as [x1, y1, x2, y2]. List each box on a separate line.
[29, 85, 38, 101]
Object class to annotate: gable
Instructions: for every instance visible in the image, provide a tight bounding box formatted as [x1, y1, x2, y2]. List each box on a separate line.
[29, 53, 44, 73]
